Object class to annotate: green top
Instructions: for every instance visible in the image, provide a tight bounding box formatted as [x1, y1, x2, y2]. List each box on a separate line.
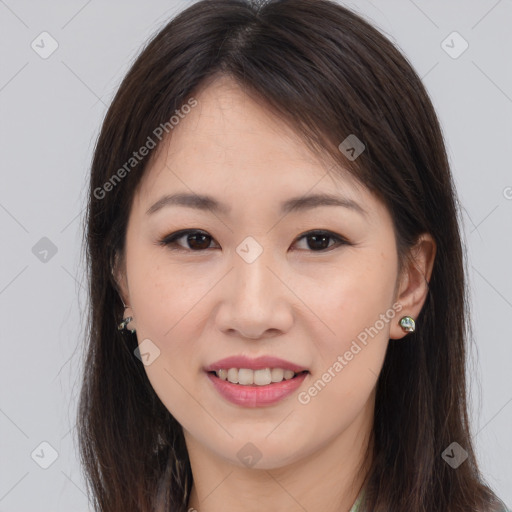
[349, 488, 364, 512]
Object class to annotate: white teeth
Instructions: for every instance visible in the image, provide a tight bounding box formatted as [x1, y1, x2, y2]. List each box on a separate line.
[238, 368, 253, 385]
[254, 368, 272, 385]
[227, 368, 238, 384]
[215, 368, 301, 386]
[271, 368, 284, 382]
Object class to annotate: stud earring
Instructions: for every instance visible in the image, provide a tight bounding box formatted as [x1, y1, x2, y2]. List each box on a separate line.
[118, 299, 136, 334]
[118, 308, 136, 334]
[111, 264, 136, 334]
[399, 315, 415, 333]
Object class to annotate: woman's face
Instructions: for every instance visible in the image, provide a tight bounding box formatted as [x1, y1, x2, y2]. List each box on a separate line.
[116, 75, 411, 470]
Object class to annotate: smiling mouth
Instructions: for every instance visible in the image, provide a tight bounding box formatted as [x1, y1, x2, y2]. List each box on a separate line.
[207, 369, 309, 386]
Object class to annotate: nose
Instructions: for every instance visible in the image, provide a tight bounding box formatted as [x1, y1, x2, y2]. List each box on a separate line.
[214, 247, 294, 340]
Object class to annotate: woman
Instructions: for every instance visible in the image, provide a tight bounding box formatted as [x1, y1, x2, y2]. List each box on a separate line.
[77, 0, 510, 510]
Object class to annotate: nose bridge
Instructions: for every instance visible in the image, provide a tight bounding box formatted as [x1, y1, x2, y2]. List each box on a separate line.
[232, 236, 274, 303]
[213, 232, 296, 339]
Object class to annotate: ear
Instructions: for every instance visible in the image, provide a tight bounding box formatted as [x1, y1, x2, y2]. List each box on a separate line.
[389, 233, 436, 340]
[112, 251, 130, 307]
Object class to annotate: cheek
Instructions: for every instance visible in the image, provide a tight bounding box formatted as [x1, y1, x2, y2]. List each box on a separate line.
[127, 249, 210, 342]
[316, 251, 395, 327]
[126, 257, 204, 422]
[123, 254, 206, 414]
[305, 250, 396, 378]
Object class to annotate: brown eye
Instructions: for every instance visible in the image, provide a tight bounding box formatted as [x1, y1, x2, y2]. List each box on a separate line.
[158, 230, 217, 251]
[293, 230, 348, 252]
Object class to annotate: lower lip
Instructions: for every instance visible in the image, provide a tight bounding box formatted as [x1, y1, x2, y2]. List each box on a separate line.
[206, 371, 308, 408]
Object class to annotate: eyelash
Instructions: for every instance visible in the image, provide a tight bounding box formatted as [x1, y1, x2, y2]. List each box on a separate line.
[156, 229, 350, 253]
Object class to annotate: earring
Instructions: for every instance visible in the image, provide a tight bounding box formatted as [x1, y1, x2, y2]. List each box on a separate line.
[118, 304, 136, 334]
[399, 315, 415, 333]
[111, 265, 136, 333]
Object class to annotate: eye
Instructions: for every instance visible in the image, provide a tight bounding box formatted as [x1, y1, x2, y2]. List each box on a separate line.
[292, 230, 349, 252]
[156, 229, 349, 252]
[157, 229, 218, 251]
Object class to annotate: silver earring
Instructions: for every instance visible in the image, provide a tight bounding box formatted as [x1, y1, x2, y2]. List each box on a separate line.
[111, 265, 135, 333]
[118, 306, 136, 334]
[399, 315, 415, 333]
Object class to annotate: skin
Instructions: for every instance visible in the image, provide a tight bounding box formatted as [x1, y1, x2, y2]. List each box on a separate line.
[114, 75, 436, 512]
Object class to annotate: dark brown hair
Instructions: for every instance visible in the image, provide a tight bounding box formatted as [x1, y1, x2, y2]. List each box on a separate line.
[78, 0, 506, 510]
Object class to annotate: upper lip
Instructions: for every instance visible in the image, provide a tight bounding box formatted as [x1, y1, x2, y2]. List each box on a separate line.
[204, 355, 309, 373]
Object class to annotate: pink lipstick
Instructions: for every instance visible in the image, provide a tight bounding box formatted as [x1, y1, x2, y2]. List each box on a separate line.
[204, 355, 309, 407]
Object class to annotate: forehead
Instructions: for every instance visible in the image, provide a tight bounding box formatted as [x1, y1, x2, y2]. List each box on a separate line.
[135, 76, 371, 215]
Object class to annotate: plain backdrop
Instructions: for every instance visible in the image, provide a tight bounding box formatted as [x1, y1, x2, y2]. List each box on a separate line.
[0, 0, 511, 510]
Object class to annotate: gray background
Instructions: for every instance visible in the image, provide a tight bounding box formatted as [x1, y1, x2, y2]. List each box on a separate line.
[0, 0, 511, 510]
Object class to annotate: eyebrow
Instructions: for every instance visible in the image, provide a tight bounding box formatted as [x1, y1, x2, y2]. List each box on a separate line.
[145, 192, 367, 217]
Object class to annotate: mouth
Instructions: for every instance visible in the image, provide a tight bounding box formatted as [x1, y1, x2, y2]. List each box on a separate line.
[205, 368, 310, 407]
[207, 368, 310, 386]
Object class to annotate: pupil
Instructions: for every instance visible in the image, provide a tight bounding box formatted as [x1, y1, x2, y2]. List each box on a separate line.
[309, 234, 329, 250]
[189, 234, 210, 250]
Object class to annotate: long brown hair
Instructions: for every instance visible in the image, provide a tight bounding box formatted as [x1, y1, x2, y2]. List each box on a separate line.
[78, 0, 506, 510]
